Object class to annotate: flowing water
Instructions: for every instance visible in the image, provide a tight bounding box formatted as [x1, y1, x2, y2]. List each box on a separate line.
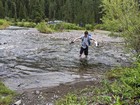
[0, 26, 134, 91]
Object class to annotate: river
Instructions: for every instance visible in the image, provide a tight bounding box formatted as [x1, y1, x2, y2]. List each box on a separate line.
[0, 26, 134, 104]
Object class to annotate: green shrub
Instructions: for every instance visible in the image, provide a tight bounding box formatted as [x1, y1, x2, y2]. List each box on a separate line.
[49, 23, 64, 31]
[29, 22, 36, 28]
[13, 21, 36, 28]
[0, 19, 9, 29]
[24, 22, 36, 28]
[85, 24, 94, 30]
[94, 24, 104, 30]
[36, 22, 53, 33]
[17, 22, 24, 27]
[48, 22, 83, 31]
[101, 18, 121, 32]
[23, 22, 30, 27]
[0, 20, 3, 25]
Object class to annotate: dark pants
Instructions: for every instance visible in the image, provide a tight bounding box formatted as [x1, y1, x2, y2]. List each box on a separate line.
[80, 47, 88, 55]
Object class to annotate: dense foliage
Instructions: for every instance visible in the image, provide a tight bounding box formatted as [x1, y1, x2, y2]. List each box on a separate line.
[101, 0, 140, 55]
[0, 0, 102, 24]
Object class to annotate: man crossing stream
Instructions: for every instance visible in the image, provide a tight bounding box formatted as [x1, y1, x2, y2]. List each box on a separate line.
[71, 31, 96, 58]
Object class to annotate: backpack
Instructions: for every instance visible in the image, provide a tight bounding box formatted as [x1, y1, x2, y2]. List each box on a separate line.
[82, 34, 91, 46]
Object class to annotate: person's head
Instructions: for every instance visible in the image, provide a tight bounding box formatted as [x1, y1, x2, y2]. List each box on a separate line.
[84, 31, 88, 37]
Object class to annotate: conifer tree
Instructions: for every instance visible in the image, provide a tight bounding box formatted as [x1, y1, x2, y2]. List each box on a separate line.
[0, 0, 5, 18]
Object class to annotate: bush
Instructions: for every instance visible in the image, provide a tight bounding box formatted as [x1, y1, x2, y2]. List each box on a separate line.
[94, 24, 104, 30]
[13, 21, 36, 28]
[0, 19, 9, 29]
[0, 20, 3, 25]
[17, 22, 24, 27]
[36, 22, 53, 33]
[101, 18, 121, 32]
[48, 22, 83, 31]
[85, 24, 94, 30]
[49, 23, 64, 31]
[24, 22, 36, 28]
[29, 22, 36, 28]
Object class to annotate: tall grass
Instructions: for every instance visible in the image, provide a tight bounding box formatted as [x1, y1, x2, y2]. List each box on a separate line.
[0, 82, 15, 105]
[0, 19, 9, 29]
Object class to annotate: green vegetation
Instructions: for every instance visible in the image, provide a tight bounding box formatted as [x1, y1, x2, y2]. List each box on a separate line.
[101, 0, 140, 55]
[0, 19, 9, 29]
[49, 22, 83, 31]
[13, 22, 36, 28]
[36, 21, 85, 33]
[85, 24, 94, 30]
[0, 0, 102, 25]
[36, 21, 53, 33]
[0, 82, 15, 105]
[3, 18, 91, 33]
[56, 62, 140, 105]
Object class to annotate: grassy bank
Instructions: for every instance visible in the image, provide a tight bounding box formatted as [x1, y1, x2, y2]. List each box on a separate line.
[56, 62, 140, 105]
[0, 19, 9, 29]
[0, 82, 15, 105]
[36, 21, 84, 33]
[1, 18, 94, 33]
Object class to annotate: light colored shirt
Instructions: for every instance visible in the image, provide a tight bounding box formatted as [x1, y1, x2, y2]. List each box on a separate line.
[81, 35, 91, 48]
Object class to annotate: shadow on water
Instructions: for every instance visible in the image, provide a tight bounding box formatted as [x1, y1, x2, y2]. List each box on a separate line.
[78, 58, 89, 71]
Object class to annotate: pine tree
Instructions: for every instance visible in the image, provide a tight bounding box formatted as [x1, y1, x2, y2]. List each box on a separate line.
[4, 0, 8, 17]
[0, 0, 5, 18]
[1, 0, 103, 24]
[31, 0, 45, 23]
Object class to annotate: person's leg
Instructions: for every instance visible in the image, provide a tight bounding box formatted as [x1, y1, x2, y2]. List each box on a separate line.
[84, 47, 88, 58]
[80, 47, 84, 57]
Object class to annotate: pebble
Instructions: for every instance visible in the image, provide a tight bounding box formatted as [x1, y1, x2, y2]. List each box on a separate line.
[35, 90, 40, 95]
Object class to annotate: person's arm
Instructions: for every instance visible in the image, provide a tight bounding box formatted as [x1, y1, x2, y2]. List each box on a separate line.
[90, 37, 98, 46]
[71, 37, 81, 43]
[73, 37, 81, 42]
[90, 37, 95, 41]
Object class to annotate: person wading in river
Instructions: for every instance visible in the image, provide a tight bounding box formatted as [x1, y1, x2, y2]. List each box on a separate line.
[71, 31, 95, 58]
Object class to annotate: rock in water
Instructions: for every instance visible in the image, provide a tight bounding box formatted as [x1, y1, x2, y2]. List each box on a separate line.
[14, 100, 21, 105]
